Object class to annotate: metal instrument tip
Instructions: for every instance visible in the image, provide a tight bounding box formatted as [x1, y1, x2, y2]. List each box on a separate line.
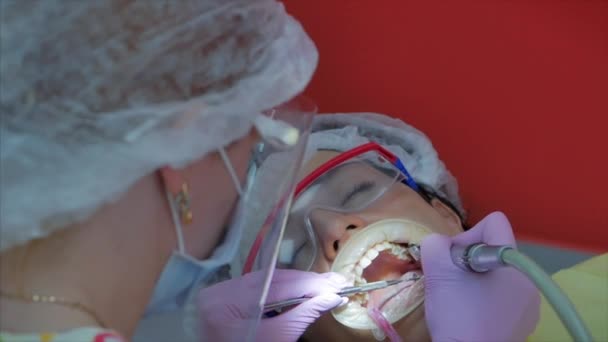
[407, 244, 421, 262]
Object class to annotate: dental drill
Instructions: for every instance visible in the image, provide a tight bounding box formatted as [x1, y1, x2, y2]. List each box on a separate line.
[407, 244, 593, 342]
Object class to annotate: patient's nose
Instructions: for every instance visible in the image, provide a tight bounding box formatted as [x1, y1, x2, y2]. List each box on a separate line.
[310, 209, 367, 261]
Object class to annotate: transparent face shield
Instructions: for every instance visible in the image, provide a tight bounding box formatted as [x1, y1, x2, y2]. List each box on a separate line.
[231, 96, 315, 341]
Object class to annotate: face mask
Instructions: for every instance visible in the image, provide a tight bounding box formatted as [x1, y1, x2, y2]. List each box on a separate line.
[144, 110, 308, 316]
[143, 252, 221, 315]
[143, 148, 249, 316]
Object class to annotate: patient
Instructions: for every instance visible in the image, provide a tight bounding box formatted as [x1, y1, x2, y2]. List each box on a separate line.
[278, 113, 467, 341]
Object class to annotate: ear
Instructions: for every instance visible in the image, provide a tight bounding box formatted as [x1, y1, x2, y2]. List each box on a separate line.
[430, 198, 463, 232]
[159, 166, 184, 195]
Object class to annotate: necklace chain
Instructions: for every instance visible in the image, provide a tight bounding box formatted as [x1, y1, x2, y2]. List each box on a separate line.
[0, 290, 106, 328]
[3, 240, 107, 329]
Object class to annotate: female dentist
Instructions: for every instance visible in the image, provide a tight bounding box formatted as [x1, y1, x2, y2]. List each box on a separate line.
[0, 1, 343, 341]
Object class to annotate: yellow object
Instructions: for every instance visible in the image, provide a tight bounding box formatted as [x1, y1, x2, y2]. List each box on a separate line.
[176, 183, 193, 225]
[529, 253, 608, 342]
[40, 333, 55, 342]
[0, 327, 124, 342]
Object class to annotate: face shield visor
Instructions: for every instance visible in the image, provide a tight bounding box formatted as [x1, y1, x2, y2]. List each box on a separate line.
[214, 96, 315, 340]
[165, 97, 314, 340]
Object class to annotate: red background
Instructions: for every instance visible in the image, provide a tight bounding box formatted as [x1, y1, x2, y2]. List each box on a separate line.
[284, 1, 608, 252]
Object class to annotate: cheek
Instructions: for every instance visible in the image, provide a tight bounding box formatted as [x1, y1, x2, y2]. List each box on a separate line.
[395, 305, 431, 341]
[361, 190, 460, 236]
[359, 191, 427, 222]
[310, 255, 332, 273]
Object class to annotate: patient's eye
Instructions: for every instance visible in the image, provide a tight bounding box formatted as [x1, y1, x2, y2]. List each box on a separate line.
[341, 181, 375, 208]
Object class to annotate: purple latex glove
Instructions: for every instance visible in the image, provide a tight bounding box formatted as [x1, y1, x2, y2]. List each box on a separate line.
[421, 212, 541, 342]
[198, 269, 350, 342]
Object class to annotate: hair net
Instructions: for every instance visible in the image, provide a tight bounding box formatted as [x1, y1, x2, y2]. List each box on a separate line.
[0, 0, 318, 251]
[231, 112, 464, 275]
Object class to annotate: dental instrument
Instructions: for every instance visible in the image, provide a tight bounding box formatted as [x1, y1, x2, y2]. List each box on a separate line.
[264, 277, 419, 312]
[406, 243, 593, 342]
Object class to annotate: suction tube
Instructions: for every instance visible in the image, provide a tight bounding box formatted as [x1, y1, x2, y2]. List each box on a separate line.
[452, 243, 593, 342]
[368, 307, 402, 342]
[501, 249, 592, 342]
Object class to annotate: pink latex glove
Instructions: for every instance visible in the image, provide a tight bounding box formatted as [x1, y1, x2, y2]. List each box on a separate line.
[421, 212, 541, 342]
[198, 269, 350, 342]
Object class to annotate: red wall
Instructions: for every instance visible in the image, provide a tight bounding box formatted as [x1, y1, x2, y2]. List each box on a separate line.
[285, 1, 608, 252]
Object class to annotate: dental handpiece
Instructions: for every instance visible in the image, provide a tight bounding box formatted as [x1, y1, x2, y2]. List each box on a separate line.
[413, 242, 593, 341]
[450, 243, 512, 273]
[406, 242, 511, 273]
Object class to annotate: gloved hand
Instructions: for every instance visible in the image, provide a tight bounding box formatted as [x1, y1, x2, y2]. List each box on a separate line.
[421, 212, 541, 342]
[198, 269, 350, 342]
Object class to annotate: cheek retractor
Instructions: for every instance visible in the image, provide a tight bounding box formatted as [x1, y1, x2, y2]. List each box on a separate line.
[330, 219, 429, 331]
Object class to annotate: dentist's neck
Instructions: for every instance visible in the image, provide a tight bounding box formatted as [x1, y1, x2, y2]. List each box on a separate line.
[0, 173, 174, 338]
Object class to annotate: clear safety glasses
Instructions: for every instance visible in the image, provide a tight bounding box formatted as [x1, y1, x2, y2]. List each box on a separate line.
[244, 142, 420, 273]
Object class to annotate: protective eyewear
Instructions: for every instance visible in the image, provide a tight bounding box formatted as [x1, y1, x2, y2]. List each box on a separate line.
[244, 142, 420, 273]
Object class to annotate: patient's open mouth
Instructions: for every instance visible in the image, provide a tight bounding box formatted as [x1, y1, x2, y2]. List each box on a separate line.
[348, 242, 421, 304]
[330, 219, 429, 330]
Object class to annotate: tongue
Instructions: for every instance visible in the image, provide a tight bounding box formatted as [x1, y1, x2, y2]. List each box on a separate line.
[362, 251, 414, 283]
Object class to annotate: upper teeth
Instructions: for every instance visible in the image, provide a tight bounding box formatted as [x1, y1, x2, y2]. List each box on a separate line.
[366, 248, 379, 259]
[330, 219, 431, 286]
[332, 219, 430, 273]
[353, 242, 412, 284]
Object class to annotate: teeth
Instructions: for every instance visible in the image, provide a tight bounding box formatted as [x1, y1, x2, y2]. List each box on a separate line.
[390, 243, 406, 254]
[352, 242, 414, 280]
[359, 256, 372, 269]
[365, 248, 379, 260]
[354, 276, 367, 285]
[374, 244, 387, 252]
[355, 265, 363, 276]
[353, 293, 368, 305]
[397, 253, 411, 261]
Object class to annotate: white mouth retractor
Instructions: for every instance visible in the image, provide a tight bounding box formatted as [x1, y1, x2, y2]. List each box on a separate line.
[330, 218, 430, 330]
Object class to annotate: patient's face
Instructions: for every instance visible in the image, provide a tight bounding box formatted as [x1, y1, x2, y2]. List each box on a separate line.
[290, 151, 464, 341]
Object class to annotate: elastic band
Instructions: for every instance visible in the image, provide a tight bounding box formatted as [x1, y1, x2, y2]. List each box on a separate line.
[218, 147, 244, 196]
